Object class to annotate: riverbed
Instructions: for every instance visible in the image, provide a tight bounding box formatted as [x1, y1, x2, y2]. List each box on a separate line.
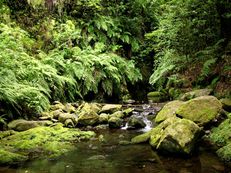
[0, 104, 229, 173]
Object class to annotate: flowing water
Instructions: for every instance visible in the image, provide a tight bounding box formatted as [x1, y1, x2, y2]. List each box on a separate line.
[0, 104, 229, 173]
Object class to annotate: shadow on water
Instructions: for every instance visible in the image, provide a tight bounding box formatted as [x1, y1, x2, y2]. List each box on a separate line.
[0, 104, 229, 173]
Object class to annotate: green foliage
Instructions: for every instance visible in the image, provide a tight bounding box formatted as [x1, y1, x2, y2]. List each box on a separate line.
[147, 0, 229, 92]
[0, 22, 141, 118]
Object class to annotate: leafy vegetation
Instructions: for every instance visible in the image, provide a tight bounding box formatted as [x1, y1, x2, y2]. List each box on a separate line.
[146, 0, 230, 97]
[0, 0, 230, 120]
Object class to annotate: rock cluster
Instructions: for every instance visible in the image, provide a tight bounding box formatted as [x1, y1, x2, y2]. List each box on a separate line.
[35, 102, 138, 129]
[132, 96, 223, 155]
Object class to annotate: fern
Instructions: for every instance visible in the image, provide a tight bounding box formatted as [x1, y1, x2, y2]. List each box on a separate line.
[149, 49, 176, 89]
[198, 58, 217, 82]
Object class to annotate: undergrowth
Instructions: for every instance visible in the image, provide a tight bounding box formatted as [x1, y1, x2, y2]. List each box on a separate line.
[0, 22, 141, 119]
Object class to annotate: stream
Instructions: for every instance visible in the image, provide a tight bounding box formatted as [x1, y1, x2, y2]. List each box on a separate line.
[0, 104, 229, 173]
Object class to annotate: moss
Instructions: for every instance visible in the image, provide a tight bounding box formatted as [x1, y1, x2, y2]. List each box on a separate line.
[0, 149, 27, 165]
[108, 117, 123, 128]
[147, 91, 162, 97]
[110, 111, 124, 119]
[122, 108, 134, 117]
[209, 119, 231, 146]
[180, 89, 212, 101]
[148, 97, 161, 103]
[0, 130, 16, 139]
[131, 130, 153, 144]
[78, 110, 99, 126]
[220, 98, 231, 112]
[157, 119, 201, 154]
[8, 119, 53, 132]
[217, 144, 231, 162]
[0, 125, 95, 164]
[100, 104, 122, 114]
[209, 118, 231, 162]
[176, 96, 222, 125]
[155, 100, 184, 123]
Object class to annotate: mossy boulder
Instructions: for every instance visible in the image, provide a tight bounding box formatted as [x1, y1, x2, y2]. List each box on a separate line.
[132, 117, 177, 144]
[77, 103, 101, 126]
[132, 117, 201, 155]
[108, 117, 123, 128]
[58, 113, 78, 125]
[8, 119, 53, 132]
[0, 125, 95, 165]
[64, 119, 75, 128]
[127, 117, 146, 129]
[176, 96, 222, 126]
[50, 102, 65, 111]
[63, 103, 76, 113]
[98, 113, 109, 124]
[122, 108, 134, 117]
[155, 119, 201, 154]
[100, 104, 122, 114]
[131, 131, 152, 144]
[220, 98, 231, 112]
[78, 110, 99, 126]
[78, 103, 101, 114]
[180, 89, 212, 101]
[51, 109, 63, 119]
[155, 100, 185, 123]
[110, 111, 124, 119]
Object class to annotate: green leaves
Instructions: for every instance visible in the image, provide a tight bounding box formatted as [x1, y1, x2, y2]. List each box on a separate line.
[0, 23, 142, 118]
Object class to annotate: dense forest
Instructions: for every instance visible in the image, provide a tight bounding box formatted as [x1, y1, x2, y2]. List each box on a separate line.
[0, 0, 231, 171]
[0, 0, 230, 119]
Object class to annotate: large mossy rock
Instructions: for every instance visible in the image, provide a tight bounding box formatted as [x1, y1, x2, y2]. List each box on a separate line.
[180, 89, 212, 101]
[0, 125, 95, 165]
[154, 119, 201, 154]
[98, 113, 109, 124]
[131, 117, 178, 144]
[220, 98, 231, 112]
[100, 104, 122, 114]
[8, 119, 53, 132]
[77, 103, 101, 126]
[78, 110, 99, 126]
[155, 100, 185, 123]
[58, 113, 78, 125]
[110, 111, 124, 119]
[108, 117, 123, 128]
[176, 96, 222, 126]
[77, 103, 101, 114]
[132, 117, 201, 155]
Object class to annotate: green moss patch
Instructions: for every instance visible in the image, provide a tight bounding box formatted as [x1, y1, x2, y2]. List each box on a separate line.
[209, 118, 231, 162]
[0, 124, 95, 165]
[176, 96, 222, 125]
